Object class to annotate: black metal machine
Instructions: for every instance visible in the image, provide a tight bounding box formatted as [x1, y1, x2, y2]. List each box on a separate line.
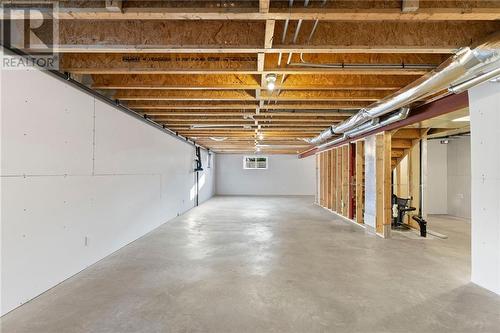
[391, 194, 427, 237]
[412, 215, 427, 238]
[391, 194, 416, 230]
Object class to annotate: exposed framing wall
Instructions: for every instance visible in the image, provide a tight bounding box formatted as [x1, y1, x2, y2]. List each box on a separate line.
[316, 130, 430, 238]
[316, 143, 364, 224]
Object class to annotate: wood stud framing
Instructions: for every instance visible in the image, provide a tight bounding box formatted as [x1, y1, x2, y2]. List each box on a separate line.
[355, 141, 365, 224]
[316, 143, 359, 223]
[316, 129, 432, 237]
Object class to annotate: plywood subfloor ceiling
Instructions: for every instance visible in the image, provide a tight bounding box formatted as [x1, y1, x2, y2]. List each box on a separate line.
[6, 0, 500, 154]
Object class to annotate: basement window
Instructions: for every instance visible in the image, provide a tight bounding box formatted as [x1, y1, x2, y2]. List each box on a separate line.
[243, 156, 268, 170]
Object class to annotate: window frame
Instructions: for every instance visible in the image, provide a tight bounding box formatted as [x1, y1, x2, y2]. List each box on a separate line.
[242, 155, 269, 170]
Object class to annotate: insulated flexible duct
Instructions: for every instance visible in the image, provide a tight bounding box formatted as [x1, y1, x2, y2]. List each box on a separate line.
[309, 32, 500, 146]
[316, 107, 410, 151]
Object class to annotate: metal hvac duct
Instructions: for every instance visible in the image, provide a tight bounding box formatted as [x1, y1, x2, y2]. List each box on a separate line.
[310, 32, 500, 146]
[316, 107, 410, 151]
[448, 66, 500, 94]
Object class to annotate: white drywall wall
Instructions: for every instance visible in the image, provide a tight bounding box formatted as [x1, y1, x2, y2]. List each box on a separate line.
[447, 136, 471, 219]
[215, 154, 315, 195]
[363, 135, 377, 231]
[469, 81, 500, 295]
[424, 137, 471, 218]
[426, 140, 448, 214]
[1, 66, 215, 315]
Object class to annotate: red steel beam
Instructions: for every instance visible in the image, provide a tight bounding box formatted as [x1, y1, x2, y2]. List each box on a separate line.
[298, 91, 469, 158]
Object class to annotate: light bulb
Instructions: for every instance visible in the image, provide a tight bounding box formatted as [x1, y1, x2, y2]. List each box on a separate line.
[265, 73, 277, 91]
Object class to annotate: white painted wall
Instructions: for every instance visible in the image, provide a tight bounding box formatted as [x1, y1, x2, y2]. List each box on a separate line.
[1, 66, 215, 315]
[424, 137, 471, 218]
[426, 140, 448, 214]
[363, 135, 377, 231]
[447, 136, 471, 219]
[215, 154, 315, 195]
[469, 81, 500, 295]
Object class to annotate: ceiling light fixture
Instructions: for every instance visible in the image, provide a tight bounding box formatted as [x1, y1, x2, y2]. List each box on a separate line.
[452, 115, 470, 122]
[265, 73, 277, 91]
[209, 137, 228, 142]
[191, 124, 248, 129]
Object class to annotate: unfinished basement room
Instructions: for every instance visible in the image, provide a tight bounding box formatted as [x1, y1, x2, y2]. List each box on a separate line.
[1, 1, 500, 332]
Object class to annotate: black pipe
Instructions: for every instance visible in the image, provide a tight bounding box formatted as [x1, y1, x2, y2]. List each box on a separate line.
[194, 147, 204, 207]
[416, 139, 427, 237]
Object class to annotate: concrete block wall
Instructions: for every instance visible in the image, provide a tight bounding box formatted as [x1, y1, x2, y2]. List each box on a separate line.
[1, 66, 215, 315]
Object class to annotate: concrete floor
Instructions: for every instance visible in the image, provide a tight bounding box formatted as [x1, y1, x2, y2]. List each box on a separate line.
[2, 196, 500, 333]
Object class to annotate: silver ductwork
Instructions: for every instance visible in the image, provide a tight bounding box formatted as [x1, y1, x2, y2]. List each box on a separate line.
[316, 108, 410, 151]
[448, 66, 500, 94]
[310, 32, 500, 147]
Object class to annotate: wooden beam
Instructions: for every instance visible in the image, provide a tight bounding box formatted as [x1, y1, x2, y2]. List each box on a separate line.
[375, 132, 392, 238]
[264, 20, 275, 49]
[115, 90, 255, 101]
[355, 141, 364, 224]
[105, 0, 122, 12]
[39, 20, 500, 54]
[117, 89, 388, 102]
[342, 145, 350, 217]
[260, 90, 391, 102]
[139, 111, 357, 117]
[10, 6, 500, 21]
[336, 148, 342, 214]
[90, 73, 420, 91]
[330, 149, 337, 211]
[152, 117, 347, 123]
[259, 0, 270, 14]
[402, 0, 420, 13]
[391, 139, 413, 149]
[126, 100, 370, 110]
[93, 74, 260, 90]
[62, 53, 445, 75]
[392, 128, 423, 139]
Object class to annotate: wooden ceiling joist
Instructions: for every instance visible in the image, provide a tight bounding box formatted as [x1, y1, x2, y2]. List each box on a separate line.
[125, 101, 370, 110]
[9, 5, 500, 21]
[43, 20, 500, 54]
[61, 53, 446, 75]
[91, 73, 420, 91]
[115, 89, 391, 102]
[138, 111, 357, 117]
[8, 1, 496, 153]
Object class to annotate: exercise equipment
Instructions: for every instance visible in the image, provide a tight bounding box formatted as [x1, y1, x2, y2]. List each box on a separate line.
[391, 194, 416, 229]
[391, 194, 427, 237]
